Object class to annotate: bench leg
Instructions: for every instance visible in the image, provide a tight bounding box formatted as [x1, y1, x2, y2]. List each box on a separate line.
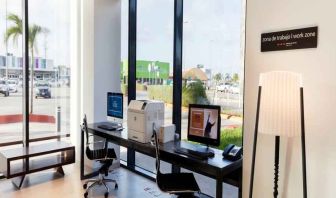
[12, 175, 25, 189]
[55, 166, 65, 176]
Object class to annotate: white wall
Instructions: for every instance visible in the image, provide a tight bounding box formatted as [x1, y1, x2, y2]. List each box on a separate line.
[244, 0, 336, 197]
[79, 0, 121, 165]
[93, 0, 122, 121]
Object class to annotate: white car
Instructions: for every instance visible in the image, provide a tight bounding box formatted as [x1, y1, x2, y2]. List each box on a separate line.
[216, 83, 231, 92]
[7, 80, 18, 93]
[35, 82, 51, 98]
[48, 79, 61, 87]
[228, 84, 240, 94]
[0, 80, 10, 97]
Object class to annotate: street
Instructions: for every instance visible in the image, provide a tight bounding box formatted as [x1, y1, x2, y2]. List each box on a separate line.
[0, 88, 242, 143]
[0, 87, 70, 143]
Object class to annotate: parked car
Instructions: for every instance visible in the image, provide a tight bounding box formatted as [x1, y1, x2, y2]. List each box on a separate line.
[7, 80, 18, 93]
[0, 80, 10, 97]
[228, 84, 240, 94]
[18, 80, 23, 87]
[216, 82, 231, 92]
[48, 79, 61, 87]
[35, 82, 51, 98]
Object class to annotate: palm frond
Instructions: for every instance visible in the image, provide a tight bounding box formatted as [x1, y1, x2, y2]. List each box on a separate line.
[4, 13, 23, 46]
[29, 25, 44, 54]
[4, 26, 22, 46]
[6, 13, 22, 32]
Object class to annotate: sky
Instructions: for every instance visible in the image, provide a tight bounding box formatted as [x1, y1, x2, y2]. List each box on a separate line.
[0, 0, 70, 67]
[0, 0, 244, 74]
[121, 0, 244, 75]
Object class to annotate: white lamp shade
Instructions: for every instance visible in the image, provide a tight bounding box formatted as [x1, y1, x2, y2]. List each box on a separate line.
[258, 71, 302, 137]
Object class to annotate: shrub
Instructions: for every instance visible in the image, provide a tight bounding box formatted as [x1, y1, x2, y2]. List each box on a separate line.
[182, 80, 209, 107]
[147, 85, 173, 104]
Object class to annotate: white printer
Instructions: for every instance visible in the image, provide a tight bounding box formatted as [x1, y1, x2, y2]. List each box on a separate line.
[127, 100, 165, 143]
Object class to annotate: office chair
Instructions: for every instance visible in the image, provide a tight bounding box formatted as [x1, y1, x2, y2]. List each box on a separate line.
[153, 130, 200, 198]
[81, 115, 118, 198]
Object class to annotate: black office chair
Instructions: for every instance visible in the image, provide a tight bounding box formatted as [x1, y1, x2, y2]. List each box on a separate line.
[153, 130, 200, 197]
[81, 115, 118, 198]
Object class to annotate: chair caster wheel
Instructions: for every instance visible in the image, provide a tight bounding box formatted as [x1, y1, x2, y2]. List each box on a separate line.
[83, 184, 87, 189]
[115, 183, 118, 189]
[104, 192, 109, 198]
[84, 192, 88, 198]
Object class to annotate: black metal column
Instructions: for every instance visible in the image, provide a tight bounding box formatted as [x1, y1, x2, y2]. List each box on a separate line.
[249, 86, 262, 198]
[127, 0, 137, 169]
[172, 0, 183, 174]
[273, 136, 280, 198]
[300, 88, 307, 198]
[172, 0, 183, 135]
[22, 0, 29, 147]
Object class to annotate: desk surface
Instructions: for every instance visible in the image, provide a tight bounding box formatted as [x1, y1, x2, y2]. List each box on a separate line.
[88, 122, 242, 178]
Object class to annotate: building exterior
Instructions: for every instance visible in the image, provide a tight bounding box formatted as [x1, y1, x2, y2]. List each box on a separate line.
[121, 60, 170, 85]
[0, 54, 55, 80]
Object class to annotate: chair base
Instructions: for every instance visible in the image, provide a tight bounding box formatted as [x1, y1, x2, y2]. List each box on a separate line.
[83, 173, 118, 198]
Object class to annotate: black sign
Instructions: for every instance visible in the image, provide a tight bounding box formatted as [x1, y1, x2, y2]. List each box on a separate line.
[261, 26, 318, 52]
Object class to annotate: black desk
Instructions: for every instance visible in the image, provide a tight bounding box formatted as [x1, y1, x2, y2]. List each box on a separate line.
[80, 122, 242, 198]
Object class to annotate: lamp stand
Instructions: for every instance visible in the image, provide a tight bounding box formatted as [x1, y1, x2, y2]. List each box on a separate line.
[273, 136, 280, 198]
[249, 87, 308, 198]
[300, 88, 308, 198]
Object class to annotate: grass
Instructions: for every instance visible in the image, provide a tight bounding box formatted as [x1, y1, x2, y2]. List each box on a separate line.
[217, 127, 243, 150]
[186, 127, 243, 150]
[147, 85, 173, 104]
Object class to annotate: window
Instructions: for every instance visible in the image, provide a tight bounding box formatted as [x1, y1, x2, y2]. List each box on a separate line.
[28, 0, 71, 141]
[0, 0, 23, 145]
[182, 0, 244, 148]
[135, 0, 174, 173]
[181, 0, 244, 196]
[0, 0, 72, 147]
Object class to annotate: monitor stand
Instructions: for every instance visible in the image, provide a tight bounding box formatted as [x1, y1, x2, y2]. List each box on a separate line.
[107, 117, 123, 127]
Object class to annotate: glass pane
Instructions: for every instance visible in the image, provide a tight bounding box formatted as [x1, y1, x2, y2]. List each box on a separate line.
[0, 0, 23, 144]
[120, 0, 128, 162]
[182, 0, 244, 149]
[28, 0, 70, 140]
[135, 0, 174, 173]
[181, 0, 244, 197]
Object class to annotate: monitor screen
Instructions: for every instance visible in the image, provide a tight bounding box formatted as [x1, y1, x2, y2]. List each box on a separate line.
[107, 92, 123, 119]
[188, 104, 221, 146]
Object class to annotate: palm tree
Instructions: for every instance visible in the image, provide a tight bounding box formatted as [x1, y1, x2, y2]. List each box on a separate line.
[4, 13, 49, 113]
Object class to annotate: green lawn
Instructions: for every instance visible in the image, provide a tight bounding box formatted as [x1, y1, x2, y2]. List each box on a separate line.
[217, 127, 243, 150]
[186, 127, 243, 151]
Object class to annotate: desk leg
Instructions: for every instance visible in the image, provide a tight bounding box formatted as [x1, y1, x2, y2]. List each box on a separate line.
[80, 130, 84, 180]
[239, 169, 242, 198]
[216, 176, 223, 198]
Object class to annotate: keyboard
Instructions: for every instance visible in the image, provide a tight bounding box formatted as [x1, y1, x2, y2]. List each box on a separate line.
[174, 147, 214, 160]
[98, 124, 117, 131]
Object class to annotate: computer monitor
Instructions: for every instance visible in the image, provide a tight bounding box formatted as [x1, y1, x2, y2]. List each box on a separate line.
[187, 104, 221, 147]
[107, 92, 123, 124]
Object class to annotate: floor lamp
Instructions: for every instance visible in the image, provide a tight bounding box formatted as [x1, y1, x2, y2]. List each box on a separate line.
[248, 71, 307, 198]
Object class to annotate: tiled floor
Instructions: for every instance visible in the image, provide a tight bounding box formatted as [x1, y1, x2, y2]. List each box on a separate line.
[0, 163, 237, 198]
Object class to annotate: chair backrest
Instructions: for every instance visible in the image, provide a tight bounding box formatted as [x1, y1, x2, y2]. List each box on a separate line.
[153, 131, 161, 174]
